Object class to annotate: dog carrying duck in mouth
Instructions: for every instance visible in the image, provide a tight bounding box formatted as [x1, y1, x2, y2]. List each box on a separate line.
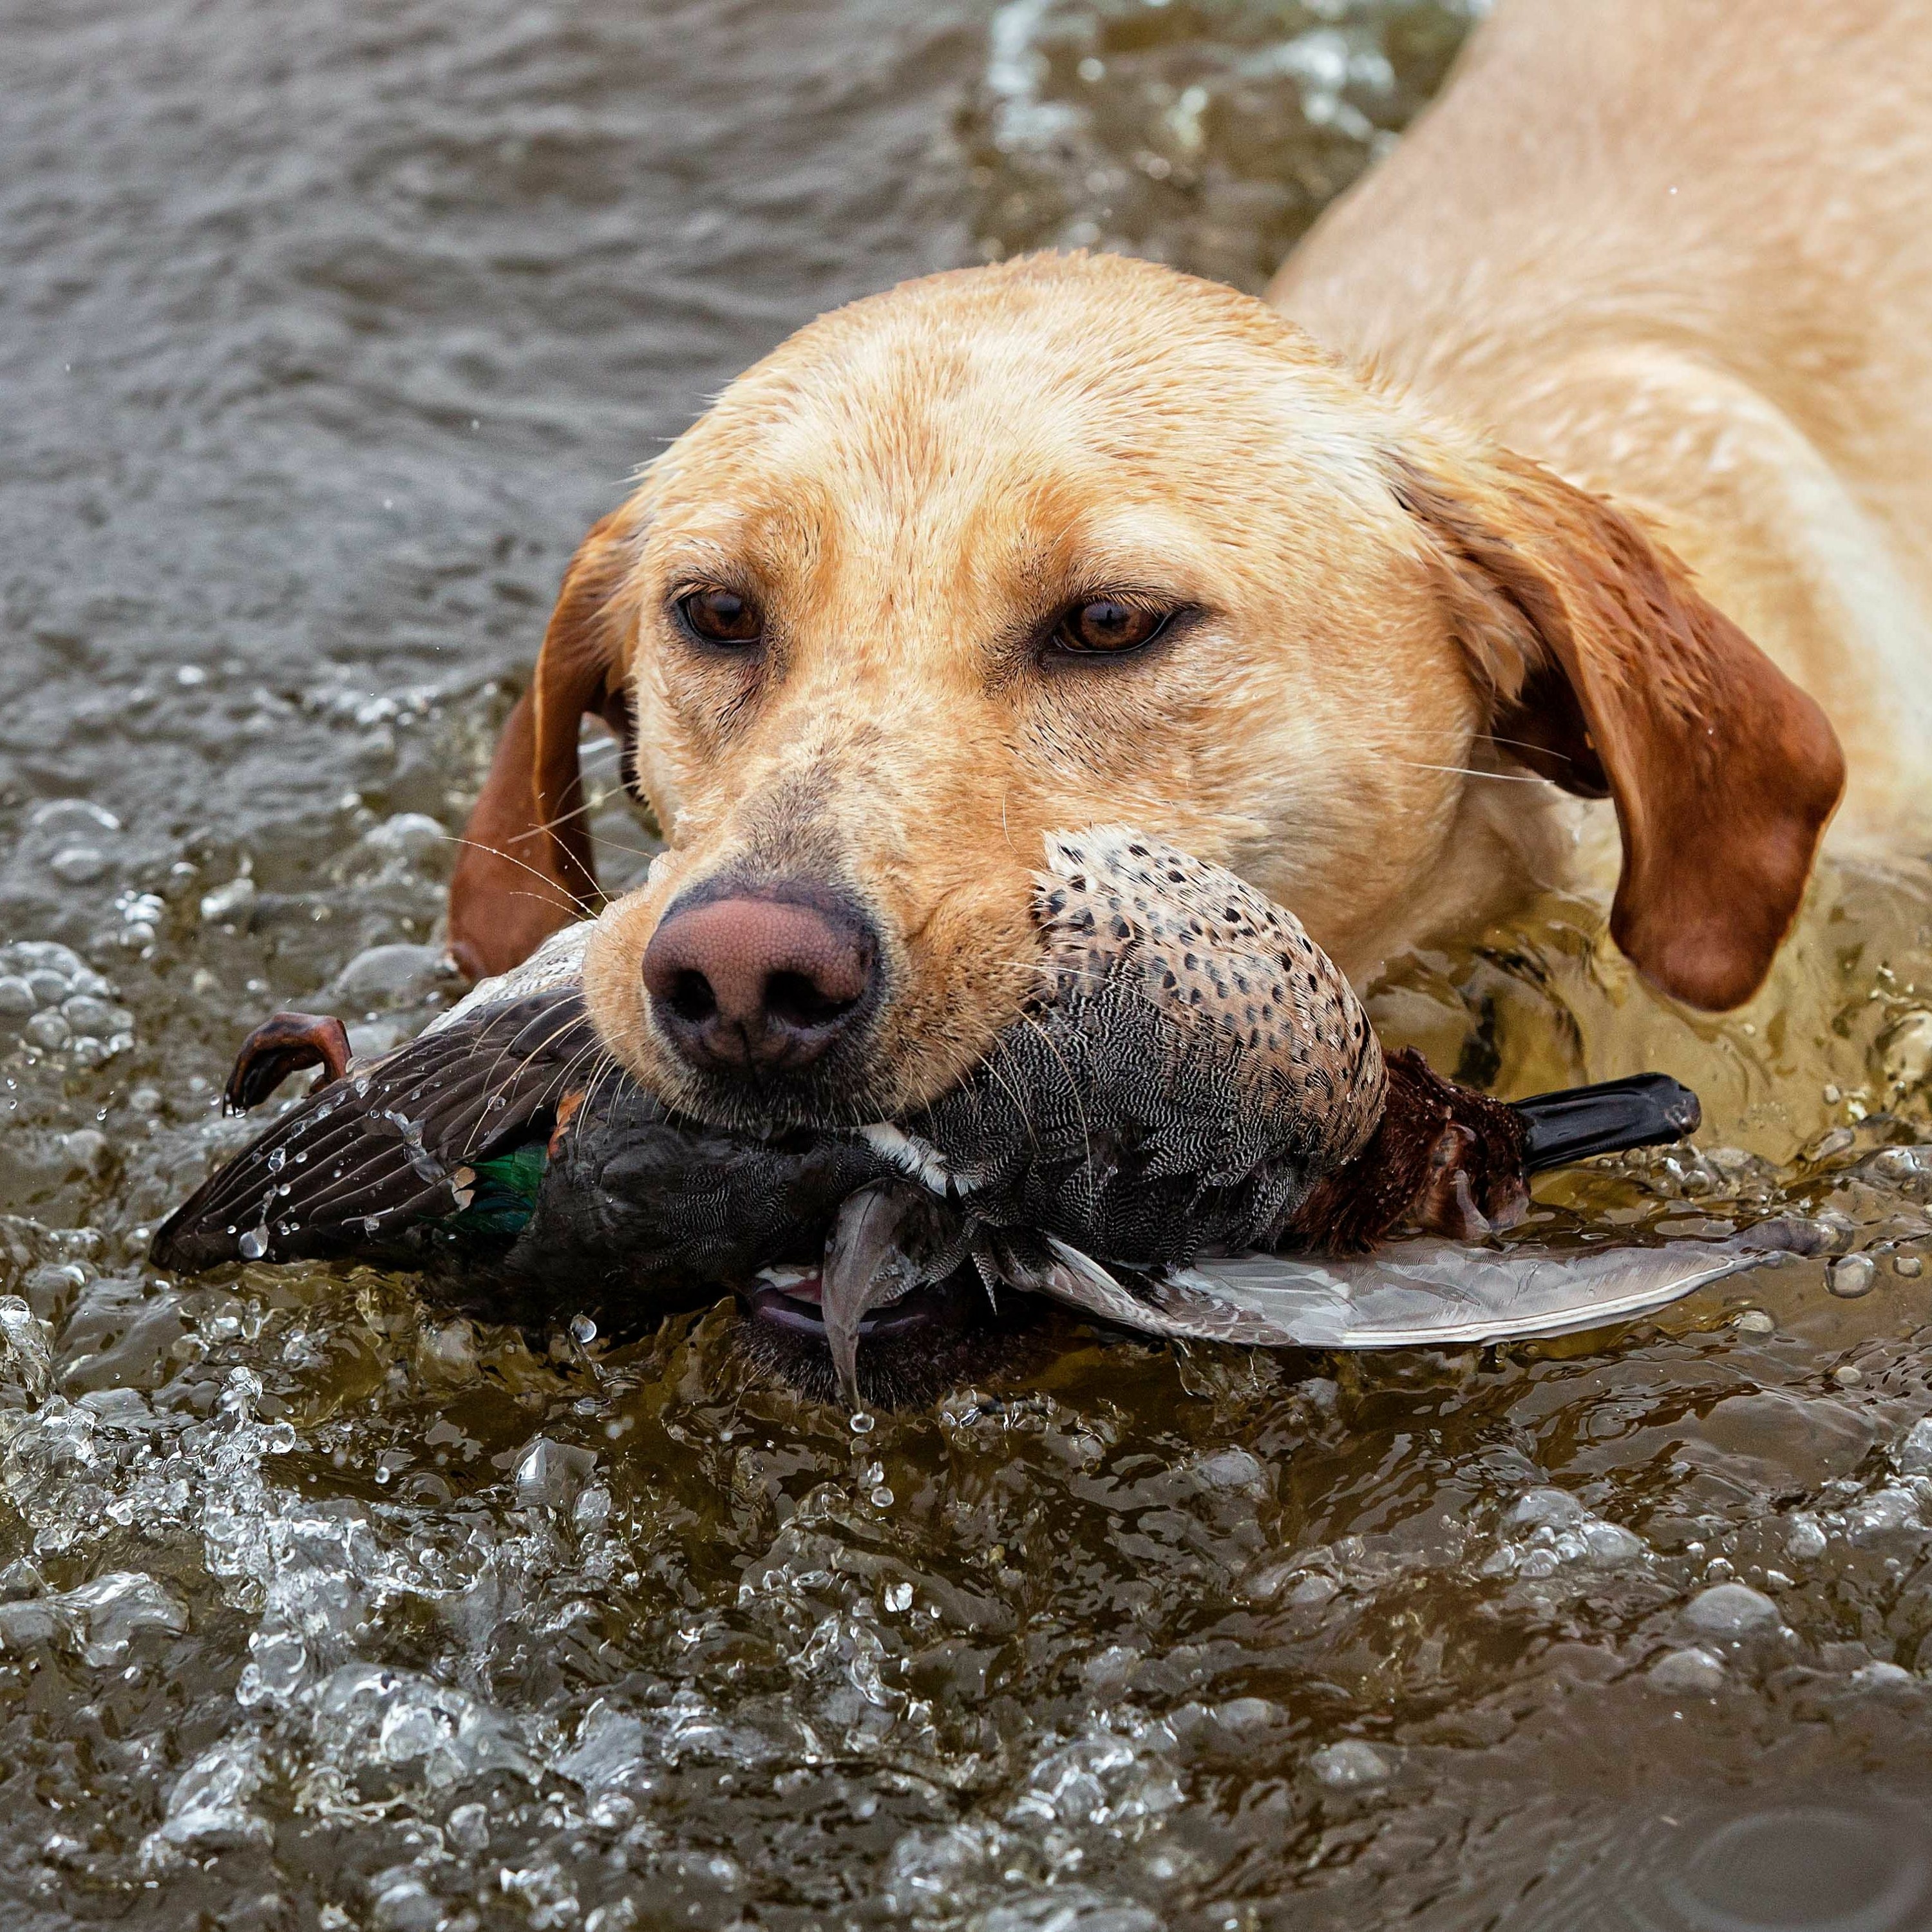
[155, 828, 1760, 1410]
[160, 3, 1932, 1403]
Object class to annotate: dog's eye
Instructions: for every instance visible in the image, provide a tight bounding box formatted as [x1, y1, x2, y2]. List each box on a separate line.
[677, 587, 762, 645]
[1056, 598, 1169, 655]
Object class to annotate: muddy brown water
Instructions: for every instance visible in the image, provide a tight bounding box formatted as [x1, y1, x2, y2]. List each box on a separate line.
[5, 1, 1932, 1927]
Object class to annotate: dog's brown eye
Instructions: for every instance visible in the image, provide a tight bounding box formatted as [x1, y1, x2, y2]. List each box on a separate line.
[677, 587, 762, 645]
[1057, 598, 1168, 655]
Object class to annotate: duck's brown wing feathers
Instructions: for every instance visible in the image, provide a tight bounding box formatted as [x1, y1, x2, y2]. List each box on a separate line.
[150, 994, 605, 1273]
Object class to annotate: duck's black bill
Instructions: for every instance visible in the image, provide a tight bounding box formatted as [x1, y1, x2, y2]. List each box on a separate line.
[1513, 1073, 1701, 1175]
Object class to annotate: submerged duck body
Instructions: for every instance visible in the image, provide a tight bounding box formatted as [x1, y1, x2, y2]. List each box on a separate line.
[155, 829, 1739, 1404]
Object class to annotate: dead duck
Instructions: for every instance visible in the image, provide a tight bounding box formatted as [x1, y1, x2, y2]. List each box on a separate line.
[153, 828, 1743, 1405]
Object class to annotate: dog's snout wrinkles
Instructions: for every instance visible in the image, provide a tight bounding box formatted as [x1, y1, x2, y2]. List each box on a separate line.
[642, 889, 877, 1075]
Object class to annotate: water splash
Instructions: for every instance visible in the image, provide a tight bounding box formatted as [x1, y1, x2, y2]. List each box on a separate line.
[963, 0, 1484, 288]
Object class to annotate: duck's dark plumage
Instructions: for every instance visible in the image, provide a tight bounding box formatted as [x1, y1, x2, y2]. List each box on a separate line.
[893, 828, 1388, 1264]
[154, 982, 902, 1314]
[511, 1085, 889, 1296]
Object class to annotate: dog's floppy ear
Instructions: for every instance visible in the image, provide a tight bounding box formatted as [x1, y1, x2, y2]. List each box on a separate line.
[447, 509, 639, 981]
[1392, 446, 1844, 1010]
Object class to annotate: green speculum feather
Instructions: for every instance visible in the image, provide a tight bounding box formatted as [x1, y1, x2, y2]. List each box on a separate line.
[448, 1139, 550, 1236]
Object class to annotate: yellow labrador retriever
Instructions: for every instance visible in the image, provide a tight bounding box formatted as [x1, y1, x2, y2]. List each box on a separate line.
[448, 0, 1931, 1138]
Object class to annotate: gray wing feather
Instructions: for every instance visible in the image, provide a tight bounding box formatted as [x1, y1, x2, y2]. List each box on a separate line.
[424, 921, 594, 1036]
[1034, 1236, 1768, 1349]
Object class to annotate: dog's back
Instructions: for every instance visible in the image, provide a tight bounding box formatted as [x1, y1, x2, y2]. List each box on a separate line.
[1272, 0, 1932, 845]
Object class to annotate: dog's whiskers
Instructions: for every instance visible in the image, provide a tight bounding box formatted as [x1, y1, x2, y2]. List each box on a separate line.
[1388, 759, 1552, 785]
[442, 835, 600, 919]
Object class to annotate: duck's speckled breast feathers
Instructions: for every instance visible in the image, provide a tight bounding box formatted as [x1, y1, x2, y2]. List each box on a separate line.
[1035, 828, 1386, 1173]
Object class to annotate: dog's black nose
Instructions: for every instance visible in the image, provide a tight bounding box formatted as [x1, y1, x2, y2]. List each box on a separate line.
[642, 885, 878, 1076]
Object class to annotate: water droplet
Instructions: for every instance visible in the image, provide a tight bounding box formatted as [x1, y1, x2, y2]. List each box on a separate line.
[1828, 1253, 1877, 1298]
[1309, 1740, 1391, 1788]
[1683, 1582, 1778, 1635]
[569, 1314, 597, 1346]
[265, 1146, 286, 1173]
[870, 1486, 894, 1508]
[1897, 1253, 1923, 1278]
[1785, 1516, 1828, 1560]
[1645, 1646, 1726, 1696]
[849, 1412, 875, 1434]
[237, 1226, 268, 1260]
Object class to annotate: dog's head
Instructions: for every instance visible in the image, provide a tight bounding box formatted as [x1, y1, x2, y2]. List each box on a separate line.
[450, 253, 1842, 1132]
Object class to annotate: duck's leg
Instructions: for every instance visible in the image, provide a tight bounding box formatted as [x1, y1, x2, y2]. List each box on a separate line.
[223, 1011, 352, 1113]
